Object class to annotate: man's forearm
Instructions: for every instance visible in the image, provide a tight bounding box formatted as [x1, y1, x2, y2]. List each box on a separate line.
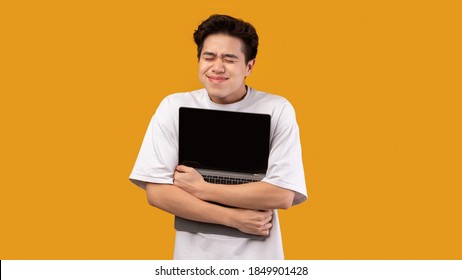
[145, 183, 273, 236]
[146, 183, 233, 225]
[203, 181, 295, 210]
[173, 165, 295, 210]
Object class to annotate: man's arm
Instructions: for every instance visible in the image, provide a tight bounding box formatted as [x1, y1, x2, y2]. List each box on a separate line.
[145, 183, 273, 236]
[173, 165, 295, 210]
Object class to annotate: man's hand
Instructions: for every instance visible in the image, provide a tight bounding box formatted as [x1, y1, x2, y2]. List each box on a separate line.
[229, 209, 273, 236]
[173, 165, 209, 200]
[169, 165, 275, 236]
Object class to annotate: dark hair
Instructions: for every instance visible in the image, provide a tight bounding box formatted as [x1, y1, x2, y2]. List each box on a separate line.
[193, 14, 259, 63]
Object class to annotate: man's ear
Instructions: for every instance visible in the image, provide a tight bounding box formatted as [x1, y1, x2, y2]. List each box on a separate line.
[246, 59, 256, 76]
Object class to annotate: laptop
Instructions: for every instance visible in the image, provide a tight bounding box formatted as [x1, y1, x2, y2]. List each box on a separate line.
[175, 107, 271, 239]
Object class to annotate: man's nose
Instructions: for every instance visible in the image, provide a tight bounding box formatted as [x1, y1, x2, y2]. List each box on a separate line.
[211, 60, 225, 73]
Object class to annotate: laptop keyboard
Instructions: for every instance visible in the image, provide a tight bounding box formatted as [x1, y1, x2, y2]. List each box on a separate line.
[202, 175, 260, 185]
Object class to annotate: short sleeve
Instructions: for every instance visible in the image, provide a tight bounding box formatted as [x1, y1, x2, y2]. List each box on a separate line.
[129, 97, 179, 189]
[262, 102, 307, 205]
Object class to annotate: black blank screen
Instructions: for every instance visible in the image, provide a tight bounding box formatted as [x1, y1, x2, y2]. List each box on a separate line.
[179, 107, 270, 174]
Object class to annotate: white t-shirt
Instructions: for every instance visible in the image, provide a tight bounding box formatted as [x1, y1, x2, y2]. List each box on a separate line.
[130, 87, 307, 259]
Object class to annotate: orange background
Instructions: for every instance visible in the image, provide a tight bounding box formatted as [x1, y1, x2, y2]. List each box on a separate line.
[1, 0, 461, 259]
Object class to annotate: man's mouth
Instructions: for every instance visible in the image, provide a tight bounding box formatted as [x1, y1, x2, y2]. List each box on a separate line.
[207, 76, 228, 83]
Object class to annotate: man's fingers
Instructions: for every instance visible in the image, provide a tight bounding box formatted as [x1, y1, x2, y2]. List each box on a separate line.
[174, 170, 190, 180]
[260, 210, 273, 220]
[173, 171, 181, 181]
[261, 222, 273, 231]
[176, 165, 193, 172]
[262, 214, 273, 224]
[260, 223, 272, 236]
[260, 211, 273, 236]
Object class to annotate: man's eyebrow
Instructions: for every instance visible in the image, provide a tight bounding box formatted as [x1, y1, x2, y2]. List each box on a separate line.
[202, 52, 239, 59]
[222, 54, 239, 59]
[202, 52, 217, 56]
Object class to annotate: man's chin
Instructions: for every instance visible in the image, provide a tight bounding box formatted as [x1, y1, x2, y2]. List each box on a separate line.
[208, 94, 226, 103]
[205, 88, 228, 98]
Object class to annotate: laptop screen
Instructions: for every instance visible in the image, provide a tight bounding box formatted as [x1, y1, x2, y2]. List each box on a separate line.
[179, 107, 271, 174]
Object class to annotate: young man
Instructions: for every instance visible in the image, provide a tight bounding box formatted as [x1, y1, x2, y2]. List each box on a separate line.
[129, 14, 307, 259]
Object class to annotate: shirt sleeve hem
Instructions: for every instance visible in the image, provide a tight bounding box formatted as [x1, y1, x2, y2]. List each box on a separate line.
[261, 178, 308, 206]
[129, 174, 173, 190]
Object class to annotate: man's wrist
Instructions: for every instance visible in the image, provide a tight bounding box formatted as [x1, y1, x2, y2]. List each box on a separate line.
[221, 207, 237, 229]
[199, 181, 212, 201]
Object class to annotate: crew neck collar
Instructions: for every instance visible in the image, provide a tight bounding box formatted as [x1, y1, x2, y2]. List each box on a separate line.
[205, 86, 252, 111]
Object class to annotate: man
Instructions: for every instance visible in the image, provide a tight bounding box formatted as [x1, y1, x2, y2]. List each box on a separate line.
[129, 14, 307, 259]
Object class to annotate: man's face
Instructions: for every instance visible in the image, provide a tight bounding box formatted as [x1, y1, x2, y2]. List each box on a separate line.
[198, 33, 255, 104]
